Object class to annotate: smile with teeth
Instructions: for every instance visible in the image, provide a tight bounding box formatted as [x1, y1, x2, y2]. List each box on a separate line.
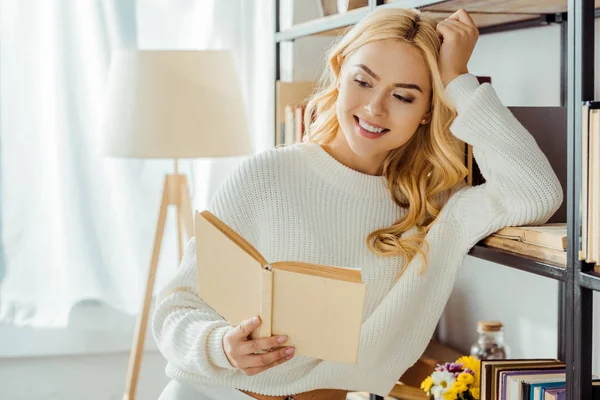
[355, 116, 389, 134]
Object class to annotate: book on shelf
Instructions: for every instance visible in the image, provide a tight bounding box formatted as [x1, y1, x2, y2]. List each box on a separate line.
[544, 388, 566, 400]
[500, 369, 565, 400]
[194, 210, 366, 364]
[517, 372, 565, 400]
[479, 358, 565, 400]
[480, 358, 600, 400]
[481, 236, 567, 268]
[284, 103, 295, 145]
[580, 100, 600, 272]
[276, 81, 316, 146]
[283, 101, 311, 145]
[507, 371, 599, 400]
[491, 224, 567, 252]
[294, 102, 308, 143]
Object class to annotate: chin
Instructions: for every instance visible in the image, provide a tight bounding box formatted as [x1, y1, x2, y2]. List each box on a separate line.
[346, 134, 381, 157]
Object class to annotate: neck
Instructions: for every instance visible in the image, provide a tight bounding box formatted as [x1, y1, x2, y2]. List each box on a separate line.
[321, 131, 385, 176]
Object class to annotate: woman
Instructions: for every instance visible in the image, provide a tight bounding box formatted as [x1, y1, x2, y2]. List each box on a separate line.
[153, 7, 562, 400]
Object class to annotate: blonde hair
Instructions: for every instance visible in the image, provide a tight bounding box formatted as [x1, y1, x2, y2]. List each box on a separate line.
[303, 7, 468, 281]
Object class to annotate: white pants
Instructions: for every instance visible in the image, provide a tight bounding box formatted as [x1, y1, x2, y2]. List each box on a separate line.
[158, 380, 255, 400]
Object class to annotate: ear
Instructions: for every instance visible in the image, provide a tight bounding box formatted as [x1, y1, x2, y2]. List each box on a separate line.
[421, 106, 433, 124]
[421, 113, 432, 125]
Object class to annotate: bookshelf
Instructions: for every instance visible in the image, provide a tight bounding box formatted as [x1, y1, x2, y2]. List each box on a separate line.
[273, 1, 598, 399]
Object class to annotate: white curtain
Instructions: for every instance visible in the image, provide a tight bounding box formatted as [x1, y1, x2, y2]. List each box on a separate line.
[0, 0, 273, 327]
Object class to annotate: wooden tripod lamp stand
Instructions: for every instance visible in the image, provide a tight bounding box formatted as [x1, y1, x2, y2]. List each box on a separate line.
[102, 50, 253, 400]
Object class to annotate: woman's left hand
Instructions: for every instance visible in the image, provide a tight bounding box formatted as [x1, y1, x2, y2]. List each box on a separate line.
[436, 8, 479, 88]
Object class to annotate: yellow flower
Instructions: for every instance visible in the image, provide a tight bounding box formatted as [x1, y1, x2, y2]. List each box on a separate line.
[470, 387, 480, 399]
[457, 372, 474, 385]
[443, 389, 458, 400]
[451, 381, 468, 394]
[420, 376, 434, 393]
[456, 356, 481, 387]
[456, 356, 480, 373]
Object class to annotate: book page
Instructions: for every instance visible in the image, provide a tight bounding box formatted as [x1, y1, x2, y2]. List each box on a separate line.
[270, 260, 363, 283]
[271, 268, 365, 364]
[492, 224, 566, 251]
[195, 211, 263, 330]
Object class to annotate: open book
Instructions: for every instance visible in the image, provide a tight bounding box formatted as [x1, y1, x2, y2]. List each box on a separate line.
[194, 210, 366, 364]
[491, 223, 567, 251]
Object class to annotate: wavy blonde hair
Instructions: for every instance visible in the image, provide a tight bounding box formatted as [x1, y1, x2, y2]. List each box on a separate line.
[303, 7, 468, 281]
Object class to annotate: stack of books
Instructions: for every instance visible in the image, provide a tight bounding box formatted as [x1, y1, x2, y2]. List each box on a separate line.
[580, 101, 600, 272]
[479, 359, 600, 399]
[284, 101, 310, 145]
[275, 81, 315, 146]
[483, 224, 567, 268]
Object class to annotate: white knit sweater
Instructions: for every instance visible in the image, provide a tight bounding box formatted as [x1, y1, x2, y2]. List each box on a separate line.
[151, 73, 563, 397]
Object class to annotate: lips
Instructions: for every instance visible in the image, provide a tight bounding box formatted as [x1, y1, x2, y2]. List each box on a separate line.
[354, 116, 389, 139]
[354, 116, 389, 133]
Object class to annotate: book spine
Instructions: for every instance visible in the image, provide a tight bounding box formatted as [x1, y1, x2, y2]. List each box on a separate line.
[581, 101, 590, 260]
[259, 265, 273, 338]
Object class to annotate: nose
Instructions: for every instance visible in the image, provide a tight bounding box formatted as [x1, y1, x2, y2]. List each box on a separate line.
[364, 92, 386, 117]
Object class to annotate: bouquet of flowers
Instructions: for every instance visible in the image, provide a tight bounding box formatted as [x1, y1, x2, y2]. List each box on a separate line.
[420, 356, 481, 400]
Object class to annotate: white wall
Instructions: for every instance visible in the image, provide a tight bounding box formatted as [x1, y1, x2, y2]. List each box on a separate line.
[284, 1, 600, 374]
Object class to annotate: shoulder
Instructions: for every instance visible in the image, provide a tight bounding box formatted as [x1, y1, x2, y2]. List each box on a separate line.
[233, 142, 310, 179]
[210, 143, 308, 200]
[253, 142, 310, 165]
[206, 143, 309, 243]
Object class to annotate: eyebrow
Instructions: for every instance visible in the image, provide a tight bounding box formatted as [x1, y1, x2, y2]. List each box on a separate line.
[354, 64, 423, 93]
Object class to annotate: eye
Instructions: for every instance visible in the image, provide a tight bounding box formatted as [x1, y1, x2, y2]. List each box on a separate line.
[354, 78, 371, 88]
[394, 94, 413, 104]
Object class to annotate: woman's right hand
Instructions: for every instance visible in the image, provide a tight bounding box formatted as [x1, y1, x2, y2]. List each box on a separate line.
[223, 316, 296, 376]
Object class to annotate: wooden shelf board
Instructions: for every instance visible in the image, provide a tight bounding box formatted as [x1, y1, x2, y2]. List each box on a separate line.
[388, 382, 428, 399]
[469, 243, 567, 281]
[421, 11, 541, 28]
[422, 339, 463, 363]
[398, 340, 464, 392]
[275, 7, 369, 41]
[385, 0, 600, 14]
[349, 384, 427, 400]
[275, 0, 600, 41]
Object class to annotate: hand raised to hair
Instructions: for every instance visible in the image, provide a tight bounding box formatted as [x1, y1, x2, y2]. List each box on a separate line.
[436, 8, 479, 88]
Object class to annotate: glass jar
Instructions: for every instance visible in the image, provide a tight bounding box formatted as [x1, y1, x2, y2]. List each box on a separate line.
[469, 320, 509, 360]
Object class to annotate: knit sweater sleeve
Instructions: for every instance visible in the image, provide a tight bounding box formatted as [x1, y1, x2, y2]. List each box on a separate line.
[152, 155, 263, 378]
[442, 73, 563, 251]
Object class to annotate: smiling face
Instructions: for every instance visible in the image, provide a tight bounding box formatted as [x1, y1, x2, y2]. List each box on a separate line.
[334, 39, 433, 167]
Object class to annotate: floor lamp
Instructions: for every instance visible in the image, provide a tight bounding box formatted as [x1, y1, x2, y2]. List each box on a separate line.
[101, 50, 253, 400]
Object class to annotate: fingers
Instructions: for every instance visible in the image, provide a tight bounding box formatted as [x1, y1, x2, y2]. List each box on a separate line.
[437, 16, 479, 41]
[240, 347, 296, 376]
[241, 334, 288, 355]
[225, 315, 296, 376]
[448, 8, 477, 28]
[441, 19, 473, 36]
[243, 355, 292, 377]
[232, 316, 261, 339]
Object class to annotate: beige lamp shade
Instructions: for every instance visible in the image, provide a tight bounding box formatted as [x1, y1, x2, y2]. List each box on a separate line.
[102, 50, 253, 158]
